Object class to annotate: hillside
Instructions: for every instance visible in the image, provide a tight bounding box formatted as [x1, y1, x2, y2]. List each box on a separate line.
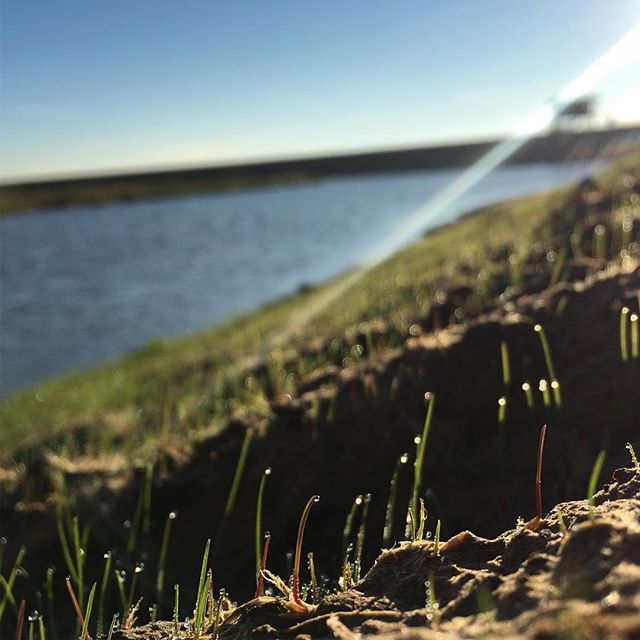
[0, 150, 639, 639]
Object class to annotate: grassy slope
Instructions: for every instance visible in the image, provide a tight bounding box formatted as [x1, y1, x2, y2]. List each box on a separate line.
[1, 153, 636, 457]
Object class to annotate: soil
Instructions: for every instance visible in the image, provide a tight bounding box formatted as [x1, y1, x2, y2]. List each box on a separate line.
[112, 467, 640, 639]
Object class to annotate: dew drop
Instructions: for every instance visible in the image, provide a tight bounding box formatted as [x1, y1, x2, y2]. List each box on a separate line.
[169, 511, 177, 520]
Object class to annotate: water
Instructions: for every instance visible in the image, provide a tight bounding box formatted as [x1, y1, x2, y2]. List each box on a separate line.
[0, 161, 601, 397]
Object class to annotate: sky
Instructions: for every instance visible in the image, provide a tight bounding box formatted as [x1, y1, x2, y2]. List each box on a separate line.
[1, 0, 640, 182]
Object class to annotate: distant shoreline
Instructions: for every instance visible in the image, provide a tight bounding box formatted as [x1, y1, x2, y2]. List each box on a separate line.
[1, 125, 638, 216]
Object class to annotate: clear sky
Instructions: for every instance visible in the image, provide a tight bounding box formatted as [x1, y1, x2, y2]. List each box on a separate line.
[1, 0, 639, 182]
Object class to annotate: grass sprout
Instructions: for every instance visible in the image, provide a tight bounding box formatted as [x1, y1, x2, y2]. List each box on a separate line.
[79, 582, 96, 640]
[16, 599, 25, 640]
[0, 546, 25, 623]
[538, 379, 551, 408]
[410, 392, 435, 538]
[626, 442, 639, 468]
[415, 498, 427, 542]
[587, 450, 606, 520]
[292, 495, 319, 605]
[498, 396, 507, 424]
[255, 467, 271, 582]
[342, 495, 363, 558]
[354, 494, 371, 582]
[255, 532, 271, 598]
[521, 382, 534, 408]
[65, 578, 88, 640]
[193, 539, 211, 639]
[383, 453, 408, 546]
[535, 424, 547, 520]
[172, 586, 179, 637]
[500, 341, 511, 387]
[128, 463, 153, 553]
[106, 614, 118, 640]
[96, 552, 112, 636]
[224, 429, 254, 518]
[434, 519, 441, 556]
[631, 313, 639, 358]
[620, 307, 630, 362]
[307, 552, 318, 604]
[156, 512, 176, 612]
[534, 325, 562, 407]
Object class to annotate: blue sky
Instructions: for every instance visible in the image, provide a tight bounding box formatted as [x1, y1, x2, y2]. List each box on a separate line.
[1, 0, 639, 181]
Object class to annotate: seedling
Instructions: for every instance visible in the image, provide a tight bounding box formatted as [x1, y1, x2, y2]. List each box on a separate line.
[79, 583, 96, 640]
[224, 429, 254, 518]
[291, 496, 320, 605]
[255, 468, 271, 584]
[538, 379, 551, 408]
[255, 532, 271, 598]
[172, 585, 179, 637]
[307, 552, 318, 604]
[16, 599, 25, 640]
[500, 341, 511, 387]
[45, 567, 56, 639]
[587, 450, 606, 520]
[0, 546, 25, 623]
[65, 578, 89, 640]
[557, 510, 567, 534]
[497, 397, 507, 425]
[211, 589, 225, 639]
[521, 382, 534, 408]
[127, 565, 143, 616]
[625, 442, 639, 469]
[342, 495, 363, 558]
[193, 539, 211, 639]
[354, 494, 371, 582]
[410, 393, 435, 538]
[631, 314, 639, 358]
[156, 512, 177, 611]
[128, 463, 153, 553]
[383, 453, 408, 546]
[534, 325, 562, 407]
[97, 552, 112, 636]
[434, 519, 441, 556]
[535, 425, 547, 521]
[415, 498, 427, 542]
[106, 614, 118, 640]
[114, 571, 127, 619]
[620, 307, 630, 362]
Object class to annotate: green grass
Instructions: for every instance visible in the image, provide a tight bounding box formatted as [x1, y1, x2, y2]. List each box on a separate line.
[1, 151, 638, 467]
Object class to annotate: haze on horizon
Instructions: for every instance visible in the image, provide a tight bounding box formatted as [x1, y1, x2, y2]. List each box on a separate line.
[1, 0, 640, 183]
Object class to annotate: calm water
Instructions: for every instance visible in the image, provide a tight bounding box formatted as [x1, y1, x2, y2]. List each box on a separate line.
[0, 162, 601, 397]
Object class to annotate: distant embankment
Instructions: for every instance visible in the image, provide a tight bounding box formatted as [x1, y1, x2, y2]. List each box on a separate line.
[2, 126, 638, 215]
